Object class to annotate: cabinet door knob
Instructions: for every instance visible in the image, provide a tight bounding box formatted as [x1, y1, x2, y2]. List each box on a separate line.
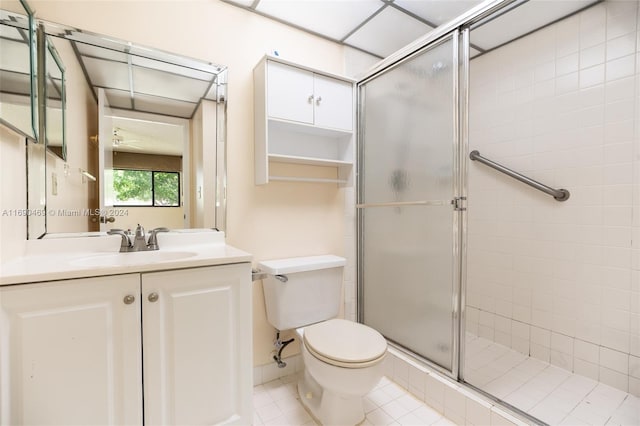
[307, 94, 314, 103]
[123, 294, 135, 305]
[148, 292, 159, 303]
[316, 96, 322, 105]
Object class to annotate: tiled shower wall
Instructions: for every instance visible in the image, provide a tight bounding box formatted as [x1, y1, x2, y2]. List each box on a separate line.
[466, 0, 640, 396]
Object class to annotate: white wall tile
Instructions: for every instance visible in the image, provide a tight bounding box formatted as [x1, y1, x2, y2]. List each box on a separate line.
[408, 364, 426, 401]
[424, 373, 445, 414]
[551, 332, 574, 355]
[581, 43, 606, 69]
[599, 366, 629, 391]
[574, 358, 600, 381]
[393, 355, 410, 390]
[629, 377, 640, 397]
[531, 343, 551, 363]
[606, 54, 636, 81]
[630, 355, 640, 379]
[444, 385, 466, 424]
[467, 0, 638, 397]
[466, 397, 492, 426]
[574, 339, 599, 363]
[580, 64, 606, 89]
[600, 347, 630, 374]
[606, 34, 637, 62]
[550, 350, 574, 371]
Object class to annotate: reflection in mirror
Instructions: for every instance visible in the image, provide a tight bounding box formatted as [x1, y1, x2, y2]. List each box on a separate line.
[44, 35, 66, 160]
[0, 5, 37, 139]
[107, 111, 188, 231]
[22, 17, 227, 238]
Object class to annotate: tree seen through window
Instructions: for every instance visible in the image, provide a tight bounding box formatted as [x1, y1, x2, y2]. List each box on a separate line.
[113, 169, 180, 207]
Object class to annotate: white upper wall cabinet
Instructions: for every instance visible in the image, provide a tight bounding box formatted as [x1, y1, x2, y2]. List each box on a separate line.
[254, 56, 355, 186]
[266, 61, 315, 125]
[313, 74, 353, 131]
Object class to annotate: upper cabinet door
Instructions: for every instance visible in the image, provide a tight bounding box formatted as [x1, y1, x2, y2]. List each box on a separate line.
[0, 275, 143, 426]
[313, 74, 353, 131]
[267, 61, 314, 125]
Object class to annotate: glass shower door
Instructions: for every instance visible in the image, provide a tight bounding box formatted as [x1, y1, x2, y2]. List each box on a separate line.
[358, 33, 461, 374]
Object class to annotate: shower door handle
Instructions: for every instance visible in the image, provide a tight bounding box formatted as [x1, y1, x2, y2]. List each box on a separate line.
[356, 200, 449, 208]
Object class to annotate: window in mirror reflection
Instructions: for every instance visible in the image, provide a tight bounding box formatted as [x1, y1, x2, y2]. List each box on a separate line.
[113, 169, 180, 207]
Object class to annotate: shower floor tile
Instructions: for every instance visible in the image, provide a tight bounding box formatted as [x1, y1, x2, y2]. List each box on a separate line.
[464, 334, 640, 426]
[253, 374, 454, 426]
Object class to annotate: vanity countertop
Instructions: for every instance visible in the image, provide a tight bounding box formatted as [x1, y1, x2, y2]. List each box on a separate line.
[0, 230, 252, 286]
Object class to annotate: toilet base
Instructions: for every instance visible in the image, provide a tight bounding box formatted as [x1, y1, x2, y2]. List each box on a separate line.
[298, 369, 366, 426]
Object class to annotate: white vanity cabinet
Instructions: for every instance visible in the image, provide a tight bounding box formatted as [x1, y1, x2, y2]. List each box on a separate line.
[254, 56, 355, 186]
[0, 263, 252, 426]
[0, 274, 143, 425]
[141, 264, 252, 425]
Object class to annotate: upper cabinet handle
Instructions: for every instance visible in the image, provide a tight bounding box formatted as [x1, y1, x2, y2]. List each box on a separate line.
[316, 96, 322, 105]
[307, 94, 314, 103]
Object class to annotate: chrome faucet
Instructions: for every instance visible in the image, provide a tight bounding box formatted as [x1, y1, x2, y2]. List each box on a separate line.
[107, 229, 132, 252]
[147, 227, 170, 250]
[132, 224, 147, 251]
[109, 225, 170, 252]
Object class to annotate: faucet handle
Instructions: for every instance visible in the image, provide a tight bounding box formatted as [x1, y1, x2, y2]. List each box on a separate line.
[147, 227, 170, 250]
[107, 229, 132, 250]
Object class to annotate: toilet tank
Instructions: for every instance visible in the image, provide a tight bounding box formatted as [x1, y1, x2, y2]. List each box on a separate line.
[259, 255, 346, 331]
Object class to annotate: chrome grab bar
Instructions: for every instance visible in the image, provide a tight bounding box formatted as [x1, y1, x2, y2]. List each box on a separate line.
[356, 200, 449, 208]
[469, 150, 570, 202]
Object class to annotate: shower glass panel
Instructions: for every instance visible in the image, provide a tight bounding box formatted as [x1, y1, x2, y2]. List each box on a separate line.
[358, 35, 459, 373]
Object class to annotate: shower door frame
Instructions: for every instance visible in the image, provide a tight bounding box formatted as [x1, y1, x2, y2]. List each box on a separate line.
[355, 0, 520, 380]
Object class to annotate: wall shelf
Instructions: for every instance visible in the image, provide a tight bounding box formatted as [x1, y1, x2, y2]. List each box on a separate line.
[254, 55, 355, 186]
[268, 154, 353, 168]
[268, 175, 349, 184]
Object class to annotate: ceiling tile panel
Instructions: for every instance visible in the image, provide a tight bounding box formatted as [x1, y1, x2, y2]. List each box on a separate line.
[471, 0, 599, 51]
[224, 0, 255, 7]
[344, 6, 433, 58]
[394, 0, 483, 26]
[256, 0, 384, 41]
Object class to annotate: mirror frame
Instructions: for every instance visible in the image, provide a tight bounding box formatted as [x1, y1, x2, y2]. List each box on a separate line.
[23, 0, 37, 139]
[43, 34, 66, 161]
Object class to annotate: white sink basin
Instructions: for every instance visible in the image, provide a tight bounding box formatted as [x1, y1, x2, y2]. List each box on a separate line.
[70, 251, 197, 267]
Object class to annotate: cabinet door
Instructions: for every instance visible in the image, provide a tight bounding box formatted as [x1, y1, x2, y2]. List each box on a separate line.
[313, 74, 353, 131]
[267, 61, 314, 125]
[0, 275, 142, 426]
[142, 263, 252, 426]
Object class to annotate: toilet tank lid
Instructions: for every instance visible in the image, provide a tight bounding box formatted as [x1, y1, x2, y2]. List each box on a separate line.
[258, 255, 346, 275]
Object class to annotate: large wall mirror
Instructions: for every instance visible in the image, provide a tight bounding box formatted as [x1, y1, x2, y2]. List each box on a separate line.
[22, 16, 227, 238]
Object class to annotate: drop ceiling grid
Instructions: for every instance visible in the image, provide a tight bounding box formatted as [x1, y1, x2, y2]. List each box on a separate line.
[222, 0, 487, 58]
[222, 0, 601, 61]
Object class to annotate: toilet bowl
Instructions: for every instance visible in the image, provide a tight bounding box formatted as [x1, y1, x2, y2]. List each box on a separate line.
[259, 255, 387, 425]
[296, 319, 386, 425]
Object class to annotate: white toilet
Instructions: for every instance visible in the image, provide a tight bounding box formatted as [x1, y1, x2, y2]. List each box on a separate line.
[259, 255, 387, 426]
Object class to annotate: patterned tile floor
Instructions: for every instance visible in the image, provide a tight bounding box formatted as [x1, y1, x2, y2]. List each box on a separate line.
[464, 334, 640, 425]
[253, 335, 640, 425]
[253, 374, 456, 426]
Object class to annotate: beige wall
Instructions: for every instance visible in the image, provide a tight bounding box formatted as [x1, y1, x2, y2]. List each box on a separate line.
[22, 0, 347, 365]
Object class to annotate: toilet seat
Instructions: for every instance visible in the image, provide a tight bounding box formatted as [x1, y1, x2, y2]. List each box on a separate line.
[303, 319, 387, 368]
